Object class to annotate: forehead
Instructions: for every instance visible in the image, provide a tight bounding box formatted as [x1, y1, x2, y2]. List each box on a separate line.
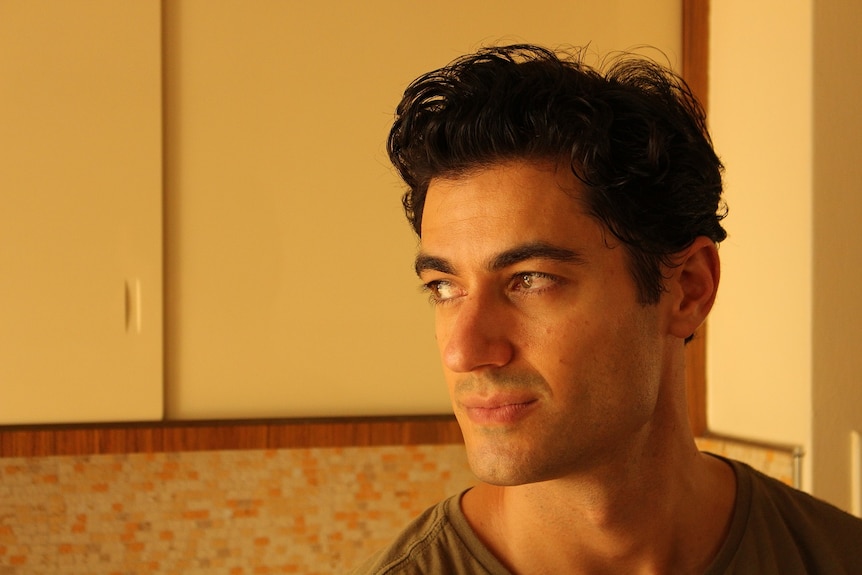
[420, 160, 604, 252]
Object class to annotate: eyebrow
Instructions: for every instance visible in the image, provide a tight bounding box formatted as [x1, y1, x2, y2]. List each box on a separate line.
[414, 254, 455, 276]
[414, 241, 586, 277]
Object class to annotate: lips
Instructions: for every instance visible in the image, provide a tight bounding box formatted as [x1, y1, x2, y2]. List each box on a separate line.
[460, 396, 538, 426]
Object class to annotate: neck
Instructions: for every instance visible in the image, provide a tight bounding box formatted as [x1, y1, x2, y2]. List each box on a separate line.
[462, 397, 736, 574]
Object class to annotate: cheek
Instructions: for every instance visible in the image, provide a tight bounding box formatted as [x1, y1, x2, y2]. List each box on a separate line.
[542, 311, 653, 394]
[540, 315, 601, 365]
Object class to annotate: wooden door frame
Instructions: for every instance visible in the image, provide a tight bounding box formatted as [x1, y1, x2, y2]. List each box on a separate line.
[682, 0, 710, 436]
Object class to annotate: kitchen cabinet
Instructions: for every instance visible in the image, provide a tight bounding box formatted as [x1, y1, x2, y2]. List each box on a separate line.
[0, 1, 163, 424]
[1, 0, 682, 424]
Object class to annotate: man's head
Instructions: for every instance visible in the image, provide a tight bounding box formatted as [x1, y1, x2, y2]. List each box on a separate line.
[390, 45, 725, 484]
[388, 44, 726, 304]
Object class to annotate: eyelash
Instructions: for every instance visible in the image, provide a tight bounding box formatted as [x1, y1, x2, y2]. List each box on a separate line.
[510, 271, 557, 292]
[421, 272, 560, 306]
[421, 280, 457, 306]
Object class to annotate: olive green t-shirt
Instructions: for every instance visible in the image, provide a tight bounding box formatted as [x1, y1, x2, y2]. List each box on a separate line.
[352, 457, 862, 574]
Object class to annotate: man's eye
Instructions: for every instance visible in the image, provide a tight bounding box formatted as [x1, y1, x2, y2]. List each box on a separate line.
[424, 280, 461, 304]
[511, 272, 556, 292]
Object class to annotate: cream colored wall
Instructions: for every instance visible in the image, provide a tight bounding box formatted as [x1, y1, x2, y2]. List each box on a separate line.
[164, 0, 682, 419]
[708, 0, 813, 466]
[811, 0, 862, 514]
[709, 0, 862, 511]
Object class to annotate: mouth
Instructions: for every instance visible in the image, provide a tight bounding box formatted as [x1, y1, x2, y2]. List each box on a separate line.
[460, 397, 539, 426]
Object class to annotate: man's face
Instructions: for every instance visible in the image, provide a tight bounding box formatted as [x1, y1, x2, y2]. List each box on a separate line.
[416, 160, 676, 486]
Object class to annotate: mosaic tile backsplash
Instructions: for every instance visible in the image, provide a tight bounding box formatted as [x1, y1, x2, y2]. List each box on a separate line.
[1, 438, 794, 574]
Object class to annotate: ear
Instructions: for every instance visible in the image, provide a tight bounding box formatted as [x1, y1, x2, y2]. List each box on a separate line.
[666, 236, 720, 340]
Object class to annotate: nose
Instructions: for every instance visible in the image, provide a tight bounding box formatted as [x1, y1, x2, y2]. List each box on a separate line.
[439, 292, 515, 373]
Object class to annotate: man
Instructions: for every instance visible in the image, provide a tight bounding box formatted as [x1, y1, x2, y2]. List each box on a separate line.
[354, 45, 862, 574]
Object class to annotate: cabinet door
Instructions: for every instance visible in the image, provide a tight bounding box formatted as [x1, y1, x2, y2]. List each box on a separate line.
[0, 1, 162, 424]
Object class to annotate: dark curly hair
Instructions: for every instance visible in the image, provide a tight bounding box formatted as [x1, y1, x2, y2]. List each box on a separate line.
[387, 44, 727, 304]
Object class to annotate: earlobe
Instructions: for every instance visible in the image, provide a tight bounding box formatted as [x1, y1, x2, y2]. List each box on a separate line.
[667, 237, 720, 340]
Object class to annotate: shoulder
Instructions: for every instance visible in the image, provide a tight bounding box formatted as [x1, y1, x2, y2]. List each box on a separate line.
[350, 490, 507, 575]
[740, 458, 862, 535]
[710, 457, 862, 574]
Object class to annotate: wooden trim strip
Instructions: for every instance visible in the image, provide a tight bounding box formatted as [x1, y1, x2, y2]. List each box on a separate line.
[681, 0, 710, 436]
[0, 415, 463, 458]
[682, 0, 710, 110]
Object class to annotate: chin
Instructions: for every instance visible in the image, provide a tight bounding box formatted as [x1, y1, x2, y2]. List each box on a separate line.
[466, 445, 553, 487]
